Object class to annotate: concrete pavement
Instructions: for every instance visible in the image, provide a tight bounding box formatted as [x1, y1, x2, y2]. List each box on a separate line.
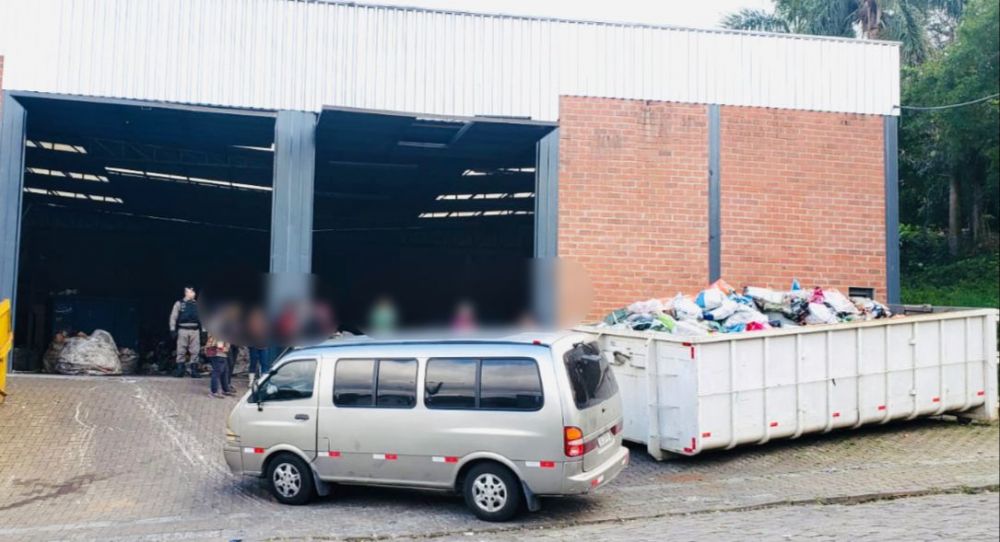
[0, 374, 997, 541]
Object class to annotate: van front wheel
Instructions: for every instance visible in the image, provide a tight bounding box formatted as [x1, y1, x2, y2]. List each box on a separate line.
[462, 463, 522, 521]
[266, 453, 315, 505]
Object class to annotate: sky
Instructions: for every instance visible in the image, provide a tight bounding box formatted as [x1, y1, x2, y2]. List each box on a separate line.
[357, 0, 774, 30]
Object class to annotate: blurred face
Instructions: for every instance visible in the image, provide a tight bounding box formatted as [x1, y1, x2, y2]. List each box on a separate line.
[184, 288, 196, 300]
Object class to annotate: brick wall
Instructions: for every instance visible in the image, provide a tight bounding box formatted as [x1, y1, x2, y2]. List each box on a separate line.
[557, 97, 887, 321]
[719, 107, 886, 298]
[558, 96, 709, 320]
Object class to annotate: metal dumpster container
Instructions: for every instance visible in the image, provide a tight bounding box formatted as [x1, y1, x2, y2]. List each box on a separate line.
[576, 308, 999, 460]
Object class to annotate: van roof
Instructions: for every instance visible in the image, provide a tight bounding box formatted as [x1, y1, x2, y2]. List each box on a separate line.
[297, 329, 579, 352]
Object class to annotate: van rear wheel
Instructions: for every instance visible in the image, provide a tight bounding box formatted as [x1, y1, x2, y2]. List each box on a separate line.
[266, 453, 315, 505]
[462, 463, 522, 521]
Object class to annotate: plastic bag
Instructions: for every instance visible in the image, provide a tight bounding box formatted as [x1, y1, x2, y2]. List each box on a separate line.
[851, 297, 891, 320]
[803, 303, 837, 325]
[745, 286, 784, 306]
[809, 287, 826, 304]
[824, 289, 858, 316]
[704, 298, 738, 321]
[696, 288, 726, 310]
[784, 298, 810, 322]
[627, 298, 665, 315]
[724, 305, 769, 327]
[54, 330, 123, 375]
[671, 294, 703, 321]
[709, 279, 737, 295]
[673, 319, 710, 336]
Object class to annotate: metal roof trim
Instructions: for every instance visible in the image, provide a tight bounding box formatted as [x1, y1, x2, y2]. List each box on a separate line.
[302, 0, 903, 47]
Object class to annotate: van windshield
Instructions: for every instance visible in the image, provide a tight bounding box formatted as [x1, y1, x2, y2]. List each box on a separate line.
[562, 341, 618, 410]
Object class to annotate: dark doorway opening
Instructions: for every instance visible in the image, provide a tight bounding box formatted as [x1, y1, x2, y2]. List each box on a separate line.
[13, 94, 275, 370]
[312, 108, 556, 331]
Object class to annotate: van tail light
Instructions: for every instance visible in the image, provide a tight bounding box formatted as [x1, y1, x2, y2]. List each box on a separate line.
[564, 426, 584, 457]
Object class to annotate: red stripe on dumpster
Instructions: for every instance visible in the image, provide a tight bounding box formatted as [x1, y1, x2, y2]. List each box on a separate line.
[328, 451, 341, 458]
[877, 405, 887, 411]
[681, 343, 695, 359]
[932, 397, 940, 403]
[701, 432, 712, 438]
[832, 412, 841, 418]
[977, 390, 985, 396]
[769, 421, 779, 427]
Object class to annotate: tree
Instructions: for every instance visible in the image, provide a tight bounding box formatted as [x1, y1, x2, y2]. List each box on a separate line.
[901, 0, 999, 254]
[721, 0, 965, 65]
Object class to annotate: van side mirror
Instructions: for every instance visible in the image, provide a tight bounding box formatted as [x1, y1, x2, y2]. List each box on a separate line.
[251, 381, 263, 411]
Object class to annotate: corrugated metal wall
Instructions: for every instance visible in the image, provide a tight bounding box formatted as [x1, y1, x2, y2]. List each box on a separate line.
[0, 0, 900, 119]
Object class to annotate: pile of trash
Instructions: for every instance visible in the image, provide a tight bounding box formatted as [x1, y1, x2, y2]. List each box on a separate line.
[601, 279, 892, 337]
[43, 329, 124, 375]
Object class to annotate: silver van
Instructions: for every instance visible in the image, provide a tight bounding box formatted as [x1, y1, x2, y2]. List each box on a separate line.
[224, 332, 629, 521]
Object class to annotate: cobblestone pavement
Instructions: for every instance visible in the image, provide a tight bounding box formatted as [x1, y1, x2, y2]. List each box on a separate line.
[0, 374, 997, 542]
[430, 492, 1000, 542]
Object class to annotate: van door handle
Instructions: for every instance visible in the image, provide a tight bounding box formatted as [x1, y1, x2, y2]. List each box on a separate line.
[294, 414, 309, 421]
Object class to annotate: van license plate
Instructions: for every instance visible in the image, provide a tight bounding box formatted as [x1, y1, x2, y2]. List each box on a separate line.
[597, 431, 613, 448]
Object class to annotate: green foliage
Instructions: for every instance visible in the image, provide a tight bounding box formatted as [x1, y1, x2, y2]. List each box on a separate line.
[900, 0, 999, 237]
[901, 251, 999, 308]
[720, 0, 966, 65]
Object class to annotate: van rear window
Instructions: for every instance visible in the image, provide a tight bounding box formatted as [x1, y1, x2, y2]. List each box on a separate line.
[563, 341, 618, 410]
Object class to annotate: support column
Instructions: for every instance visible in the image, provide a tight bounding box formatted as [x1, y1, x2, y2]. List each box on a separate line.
[270, 110, 317, 275]
[884, 116, 900, 304]
[0, 92, 27, 370]
[708, 105, 721, 283]
[533, 128, 559, 326]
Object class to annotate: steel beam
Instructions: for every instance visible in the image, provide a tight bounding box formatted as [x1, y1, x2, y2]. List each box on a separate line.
[270, 110, 317, 275]
[884, 116, 900, 304]
[533, 128, 559, 326]
[708, 104, 721, 283]
[0, 92, 27, 370]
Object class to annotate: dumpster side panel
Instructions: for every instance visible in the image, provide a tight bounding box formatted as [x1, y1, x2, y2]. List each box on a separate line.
[600, 334, 651, 445]
[587, 309, 998, 459]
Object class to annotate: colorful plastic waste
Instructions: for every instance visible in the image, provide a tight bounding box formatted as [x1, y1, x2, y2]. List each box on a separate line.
[671, 294, 703, 321]
[598, 279, 893, 337]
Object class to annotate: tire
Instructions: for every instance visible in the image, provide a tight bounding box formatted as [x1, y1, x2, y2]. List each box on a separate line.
[266, 453, 315, 505]
[462, 462, 523, 522]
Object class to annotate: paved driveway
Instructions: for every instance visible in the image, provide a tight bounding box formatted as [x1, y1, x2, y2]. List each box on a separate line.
[0, 374, 997, 541]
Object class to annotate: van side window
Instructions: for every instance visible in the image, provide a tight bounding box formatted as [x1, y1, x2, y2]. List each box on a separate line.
[334, 359, 417, 408]
[425, 358, 543, 411]
[480, 359, 543, 410]
[333, 359, 375, 407]
[376, 359, 417, 408]
[255, 360, 316, 402]
[424, 358, 477, 409]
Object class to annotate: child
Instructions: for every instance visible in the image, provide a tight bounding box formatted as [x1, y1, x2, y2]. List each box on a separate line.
[204, 335, 235, 398]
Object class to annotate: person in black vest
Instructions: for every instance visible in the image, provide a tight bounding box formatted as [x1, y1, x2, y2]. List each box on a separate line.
[169, 286, 202, 377]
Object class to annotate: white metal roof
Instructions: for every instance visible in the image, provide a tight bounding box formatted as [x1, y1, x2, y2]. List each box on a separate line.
[0, 0, 900, 118]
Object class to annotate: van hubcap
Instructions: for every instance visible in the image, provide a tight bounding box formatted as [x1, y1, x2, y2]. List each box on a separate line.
[273, 463, 301, 498]
[472, 473, 507, 512]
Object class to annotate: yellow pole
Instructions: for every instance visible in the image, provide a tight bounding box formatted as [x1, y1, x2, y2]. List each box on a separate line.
[0, 298, 11, 403]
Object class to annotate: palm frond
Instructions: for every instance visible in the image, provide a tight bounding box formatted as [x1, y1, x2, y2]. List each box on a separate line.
[720, 8, 791, 33]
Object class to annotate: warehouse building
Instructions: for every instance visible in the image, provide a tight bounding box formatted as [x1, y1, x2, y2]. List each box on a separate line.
[0, 0, 900, 370]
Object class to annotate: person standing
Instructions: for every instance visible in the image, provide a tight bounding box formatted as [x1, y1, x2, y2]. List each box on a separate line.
[205, 334, 235, 398]
[169, 286, 202, 378]
[247, 347, 271, 385]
